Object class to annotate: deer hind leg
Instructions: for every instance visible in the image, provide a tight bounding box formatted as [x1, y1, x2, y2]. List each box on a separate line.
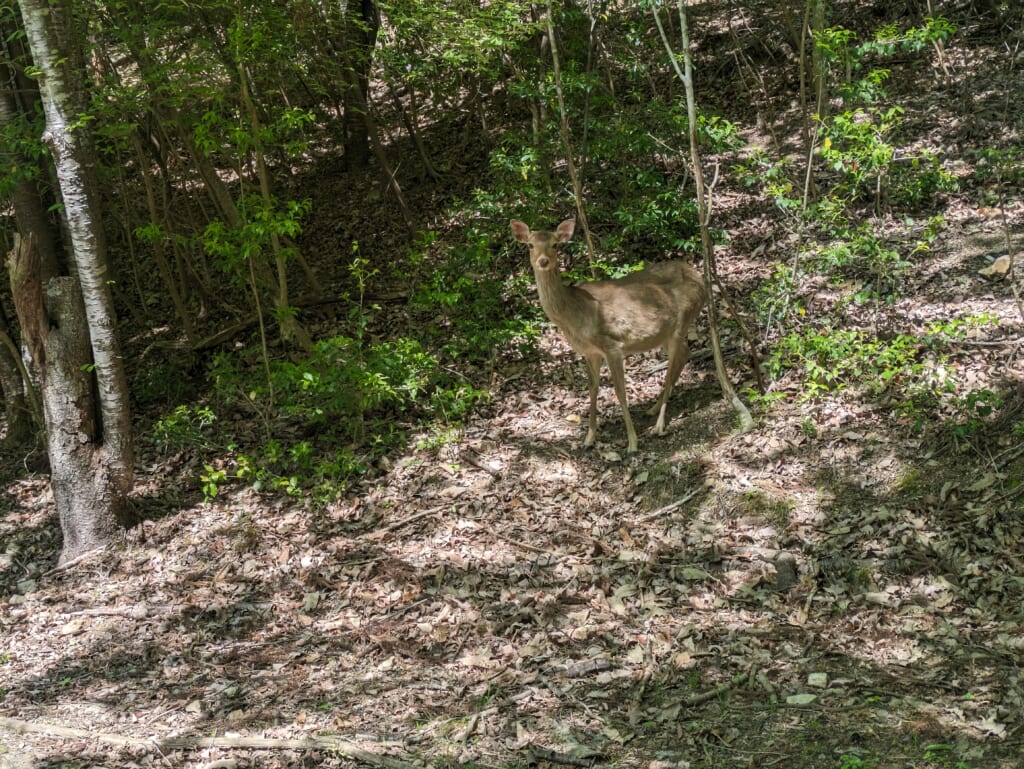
[606, 350, 639, 453]
[651, 334, 691, 435]
[583, 355, 602, 448]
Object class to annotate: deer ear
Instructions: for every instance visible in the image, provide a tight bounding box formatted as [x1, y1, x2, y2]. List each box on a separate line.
[510, 220, 530, 243]
[555, 219, 576, 242]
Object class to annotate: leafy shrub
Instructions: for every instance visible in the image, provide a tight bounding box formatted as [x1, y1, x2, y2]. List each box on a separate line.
[973, 145, 1024, 187]
[819, 106, 903, 204]
[751, 263, 802, 336]
[813, 225, 908, 297]
[890, 152, 958, 208]
[767, 317, 1002, 435]
[204, 334, 488, 502]
[153, 405, 218, 451]
[412, 230, 543, 360]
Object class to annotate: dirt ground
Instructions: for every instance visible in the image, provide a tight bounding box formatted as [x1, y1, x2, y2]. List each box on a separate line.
[2, 2, 1024, 768]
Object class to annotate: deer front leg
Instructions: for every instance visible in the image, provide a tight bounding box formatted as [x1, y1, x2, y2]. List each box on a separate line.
[582, 355, 602, 448]
[606, 351, 638, 453]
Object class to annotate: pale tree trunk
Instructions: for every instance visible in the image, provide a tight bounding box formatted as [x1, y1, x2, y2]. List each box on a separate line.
[654, 1, 753, 434]
[16, 0, 135, 564]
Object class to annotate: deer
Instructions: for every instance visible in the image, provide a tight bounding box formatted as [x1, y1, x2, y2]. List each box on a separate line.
[511, 218, 705, 454]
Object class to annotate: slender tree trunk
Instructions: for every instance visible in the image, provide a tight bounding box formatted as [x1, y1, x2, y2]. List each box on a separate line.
[342, 0, 379, 168]
[545, 2, 597, 266]
[237, 57, 314, 350]
[0, 45, 50, 446]
[654, 1, 752, 433]
[0, 307, 38, 446]
[16, 0, 135, 563]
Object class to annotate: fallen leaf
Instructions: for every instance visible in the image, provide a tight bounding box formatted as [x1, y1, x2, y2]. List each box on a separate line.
[978, 255, 1012, 278]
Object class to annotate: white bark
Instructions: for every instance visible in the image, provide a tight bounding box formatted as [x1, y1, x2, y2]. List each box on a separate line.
[17, 0, 134, 562]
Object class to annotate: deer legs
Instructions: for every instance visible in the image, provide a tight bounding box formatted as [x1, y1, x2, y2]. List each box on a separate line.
[583, 355, 602, 449]
[649, 334, 691, 435]
[581, 336, 691, 454]
[584, 351, 640, 454]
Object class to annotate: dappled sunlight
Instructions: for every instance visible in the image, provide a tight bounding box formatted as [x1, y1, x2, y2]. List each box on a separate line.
[3, 0, 1023, 765]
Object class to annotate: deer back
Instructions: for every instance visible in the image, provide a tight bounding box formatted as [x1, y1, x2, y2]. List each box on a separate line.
[578, 262, 705, 353]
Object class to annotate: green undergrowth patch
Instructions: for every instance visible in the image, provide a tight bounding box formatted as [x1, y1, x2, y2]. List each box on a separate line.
[758, 315, 1002, 439]
[155, 333, 488, 504]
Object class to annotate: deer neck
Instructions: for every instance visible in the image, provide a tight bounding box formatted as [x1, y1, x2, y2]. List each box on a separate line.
[533, 265, 587, 325]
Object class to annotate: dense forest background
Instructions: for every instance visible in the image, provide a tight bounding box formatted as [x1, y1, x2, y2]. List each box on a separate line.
[1, 0, 1023, 767]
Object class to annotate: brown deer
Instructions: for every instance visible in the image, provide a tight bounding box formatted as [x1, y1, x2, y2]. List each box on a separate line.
[511, 219, 705, 453]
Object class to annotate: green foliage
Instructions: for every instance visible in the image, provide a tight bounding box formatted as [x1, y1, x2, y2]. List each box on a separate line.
[751, 263, 802, 336]
[973, 145, 1024, 187]
[0, 107, 47, 196]
[815, 17, 957, 107]
[610, 167, 700, 251]
[200, 464, 229, 500]
[819, 106, 903, 202]
[866, 16, 957, 56]
[202, 196, 312, 281]
[735, 150, 800, 212]
[412, 223, 542, 360]
[838, 753, 877, 769]
[812, 25, 859, 72]
[813, 224, 908, 297]
[205, 332, 488, 502]
[272, 335, 439, 419]
[803, 16, 959, 223]
[891, 152, 958, 208]
[768, 315, 1002, 436]
[154, 405, 218, 451]
[378, 0, 530, 89]
[769, 326, 921, 397]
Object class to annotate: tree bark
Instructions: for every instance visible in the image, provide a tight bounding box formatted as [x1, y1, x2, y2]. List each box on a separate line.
[654, 1, 753, 434]
[0, 308, 38, 446]
[0, 16, 64, 447]
[342, 0, 379, 168]
[16, 0, 135, 563]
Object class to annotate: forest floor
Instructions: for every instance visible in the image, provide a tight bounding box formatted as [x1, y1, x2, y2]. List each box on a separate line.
[3, 3, 1024, 769]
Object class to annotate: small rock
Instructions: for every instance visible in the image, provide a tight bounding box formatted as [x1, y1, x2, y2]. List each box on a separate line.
[786, 693, 817, 705]
[808, 672, 828, 688]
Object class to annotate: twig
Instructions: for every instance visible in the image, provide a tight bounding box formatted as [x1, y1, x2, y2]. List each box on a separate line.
[367, 505, 447, 537]
[486, 526, 564, 557]
[955, 337, 1024, 347]
[681, 669, 750, 707]
[0, 717, 417, 769]
[528, 744, 602, 766]
[42, 545, 109, 577]
[636, 487, 702, 523]
[461, 450, 502, 478]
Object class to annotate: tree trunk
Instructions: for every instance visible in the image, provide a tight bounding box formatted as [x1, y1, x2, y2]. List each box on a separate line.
[0, 307, 38, 447]
[16, 0, 135, 564]
[342, 0, 379, 168]
[7, 236, 129, 559]
[654, 0, 753, 434]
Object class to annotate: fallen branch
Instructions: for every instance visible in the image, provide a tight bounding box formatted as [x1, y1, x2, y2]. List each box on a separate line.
[681, 669, 750, 708]
[366, 504, 448, 537]
[635, 487, 702, 523]
[0, 717, 417, 769]
[42, 545, 109, 577]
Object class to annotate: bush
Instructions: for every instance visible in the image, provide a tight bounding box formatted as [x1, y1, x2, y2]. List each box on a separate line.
[202, 334, 488, 502]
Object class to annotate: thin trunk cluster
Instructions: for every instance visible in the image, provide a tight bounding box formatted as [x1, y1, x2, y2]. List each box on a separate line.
[11, 0, 134, 563]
